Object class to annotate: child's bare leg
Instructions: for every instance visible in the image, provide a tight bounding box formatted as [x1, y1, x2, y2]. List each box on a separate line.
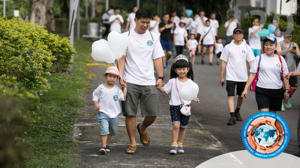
[178, 127, 186, 144]
[209, 46, 214, 63]
[107, 135, 112, 145]
[192, 55, 195, 64]
[172, 123, 180, 143]
[101, 135, 108, 147]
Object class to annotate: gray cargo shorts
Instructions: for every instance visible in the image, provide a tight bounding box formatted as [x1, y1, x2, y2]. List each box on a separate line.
[122, 83, 159, 117]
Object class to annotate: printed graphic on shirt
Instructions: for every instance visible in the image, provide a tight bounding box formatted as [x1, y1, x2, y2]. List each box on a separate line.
[113, 95, 119, 101]
[147, 40, 154, 47]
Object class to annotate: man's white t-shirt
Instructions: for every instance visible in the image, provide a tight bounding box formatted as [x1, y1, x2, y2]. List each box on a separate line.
[188, 39, 198, 49]
[92, 84, 125, 118]
[250, 54, 288, 89]
[220, 40, 255, 82]
[109, 14, 124, 33]
[150, 20, 160, 35]
[174, 27, 188, 46]
[123, 30, 164, 86]
[186, 17, 194, 30]
[201, 26, 216, 45]
[163, 78, 192, 106]
[127, 12, 136, 31]
[210, 19, 219, 35]
[102, 13, 110, 24]
[248, 26, 262, 50]
[224, 20, 237, 36]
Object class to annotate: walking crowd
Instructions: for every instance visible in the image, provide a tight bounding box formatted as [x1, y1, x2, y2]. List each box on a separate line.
[95, 7, 300, 157]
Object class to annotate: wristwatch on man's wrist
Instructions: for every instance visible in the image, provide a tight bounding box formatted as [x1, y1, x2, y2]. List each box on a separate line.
[158, 76, 164, 80]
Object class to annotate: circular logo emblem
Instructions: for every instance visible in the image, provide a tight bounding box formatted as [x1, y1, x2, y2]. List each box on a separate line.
[241, 111, 290, 159]
[147, 40, 154, 46]
[113, 95, 119, 101]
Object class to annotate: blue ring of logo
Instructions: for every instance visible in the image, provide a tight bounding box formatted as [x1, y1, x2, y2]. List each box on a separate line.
[113, 95, 119, 102]
[241, 111, 290, 159]
[147, 40, 153, 46]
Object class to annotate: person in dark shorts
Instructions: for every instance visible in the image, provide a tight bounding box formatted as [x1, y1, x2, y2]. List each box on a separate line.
[220, 27, 255, 126]
[242, 36, 290, 113]
[159, 13, 174, 70]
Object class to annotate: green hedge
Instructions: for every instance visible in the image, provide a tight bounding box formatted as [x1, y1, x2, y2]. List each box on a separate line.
[0, 18, 75, 101]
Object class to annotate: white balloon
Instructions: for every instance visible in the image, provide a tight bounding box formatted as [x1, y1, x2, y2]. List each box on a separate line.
[179, 80, 199, 101]
[91, 39, 115, 63]
[108, 31, 129, 59]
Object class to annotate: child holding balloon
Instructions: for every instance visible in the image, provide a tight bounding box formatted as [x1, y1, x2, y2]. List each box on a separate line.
[158, 55, 200, 155]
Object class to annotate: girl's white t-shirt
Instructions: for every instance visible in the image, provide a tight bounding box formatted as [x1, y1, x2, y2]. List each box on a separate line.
[250, 54, 289, 89]
[163, 78, 192, 106]
[188, 39, 198, 49]
[109, 14, 124, 33]
[174, 27, 188, 46]
[92, 84, 125, 118]
[215, 43, 224, 54]
[201, 26, 216, 45]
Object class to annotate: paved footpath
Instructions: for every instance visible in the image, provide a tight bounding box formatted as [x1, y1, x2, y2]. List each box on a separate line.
[73, 58, 226, 168]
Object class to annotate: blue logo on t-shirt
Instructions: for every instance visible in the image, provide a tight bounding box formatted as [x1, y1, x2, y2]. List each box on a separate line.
[147, 40, 154, 46]
[113, 95, 119, 101]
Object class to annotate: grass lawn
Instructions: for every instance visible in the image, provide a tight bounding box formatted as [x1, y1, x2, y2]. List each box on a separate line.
[24, 39, 92, 168]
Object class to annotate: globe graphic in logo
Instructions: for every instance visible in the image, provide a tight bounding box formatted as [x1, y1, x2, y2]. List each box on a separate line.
[254, 124, 278, 147]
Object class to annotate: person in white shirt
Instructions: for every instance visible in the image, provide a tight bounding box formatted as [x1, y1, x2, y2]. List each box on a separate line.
[210, 13, 219, 36]
[275, 27, 284, 43]
[118, 9, 164, 154]
[157, 55, 199, 155]
[102, 10, 111, 38]
[224, 15, 238, 44]
[185, 16, 194, 36]
[215, 37, 223, 65]
[109, 8, 124, 33]
[92, 66, 127, 155]
[242, 36, 290, 113]
[187, 34, 198, 64]
[248, 18, 264, 57]
[220, 27, 255, 126]
[125, 6, 138, 32]
[196, 10, 208, 55]
[172, 11, 180, 28]
[149, 13, 160, 36]
[199, 20, 216, 65]
[174, 21, 188, 55]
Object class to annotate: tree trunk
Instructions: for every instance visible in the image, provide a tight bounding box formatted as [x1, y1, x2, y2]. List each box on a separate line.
[46, 0, 55, 31]
[29, 0, 47, 26]
[91, 0, 96, 18]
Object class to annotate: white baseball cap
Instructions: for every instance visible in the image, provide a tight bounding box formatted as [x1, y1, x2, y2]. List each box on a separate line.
[105, 66, 120, 77]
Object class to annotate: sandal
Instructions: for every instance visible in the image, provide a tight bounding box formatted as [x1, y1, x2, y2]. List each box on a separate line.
[126, 145, 136, 154]
[137, 123, 150, 146]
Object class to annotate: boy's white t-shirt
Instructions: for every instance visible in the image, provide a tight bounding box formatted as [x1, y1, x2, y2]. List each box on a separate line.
[188, 39, 198, 49]
[201, 26, 216, 45]
[224, 20, 237, 36]
[215, 43, 224, 54]
[127, 12, 136, 31]
[122, 30, 164, 86]
[150, 20, 160, 35]
[250, 54, 289, 89]
[163, 78, 192, 106]
[248, 26, 262, 50]
[174, 27, 188, 46]
[210, 19, 219, 34]
[109, 14, 124, 33]
[220, 40, 255, 82]
[92, 84, 125, 118]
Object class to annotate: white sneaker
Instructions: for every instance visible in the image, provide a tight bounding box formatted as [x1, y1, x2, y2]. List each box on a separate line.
[169, 145, 177, 155]
[177, 145, 184, 154]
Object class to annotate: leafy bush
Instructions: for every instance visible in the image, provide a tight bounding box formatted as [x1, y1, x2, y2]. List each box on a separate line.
[0, 18, 75, 101]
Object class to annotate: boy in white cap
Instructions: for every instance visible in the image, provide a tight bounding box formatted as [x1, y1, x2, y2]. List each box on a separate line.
[92, 66, 127, 155]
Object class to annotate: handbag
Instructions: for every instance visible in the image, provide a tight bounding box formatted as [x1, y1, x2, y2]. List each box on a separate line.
[175, 78, 191, 116]
[250, 55, 262, 92]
